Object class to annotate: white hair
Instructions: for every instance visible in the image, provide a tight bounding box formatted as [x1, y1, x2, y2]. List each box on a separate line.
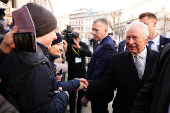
[125, 22, 149, 39]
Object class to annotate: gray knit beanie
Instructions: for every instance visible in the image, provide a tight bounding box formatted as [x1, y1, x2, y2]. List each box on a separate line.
[26, 2, 57, 37]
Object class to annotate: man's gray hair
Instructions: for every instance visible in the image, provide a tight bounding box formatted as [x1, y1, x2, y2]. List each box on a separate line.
[93, 18, 108, 28]
[125, 22, 149, 39]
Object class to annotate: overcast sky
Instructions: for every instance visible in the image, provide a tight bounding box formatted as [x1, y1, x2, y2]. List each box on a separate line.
[50, 0, 143, 16]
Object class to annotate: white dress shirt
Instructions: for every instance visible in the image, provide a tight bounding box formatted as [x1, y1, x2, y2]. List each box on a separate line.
[146, 34, 160, 52]
[132, 46, 147, 76]
[97, 34, 108, 45]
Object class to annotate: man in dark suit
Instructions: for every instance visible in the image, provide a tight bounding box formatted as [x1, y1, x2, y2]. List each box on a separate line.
[81, 18, 117, 113]
[79, 22, 158, 113]
[118, 12, 170, 52]
[130, 42, 170, 112]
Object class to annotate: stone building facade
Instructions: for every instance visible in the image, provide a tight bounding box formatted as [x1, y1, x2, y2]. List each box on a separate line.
[0, 0, 53, 23]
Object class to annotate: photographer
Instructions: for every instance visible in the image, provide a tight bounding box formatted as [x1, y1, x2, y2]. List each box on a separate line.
[66, 28, 92, 113]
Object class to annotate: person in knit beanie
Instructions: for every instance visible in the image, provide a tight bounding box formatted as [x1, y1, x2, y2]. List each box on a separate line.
[50, 32, 63, 56]
[26, 2, 57, 38]
[49, 33, 63, 82]
[0, 2, 85, 113]
[25, 2, 58, 48]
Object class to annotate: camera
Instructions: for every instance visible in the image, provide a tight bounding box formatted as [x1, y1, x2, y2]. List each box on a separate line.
[62, 25, 79, 46]
[0, 8, 5, 20]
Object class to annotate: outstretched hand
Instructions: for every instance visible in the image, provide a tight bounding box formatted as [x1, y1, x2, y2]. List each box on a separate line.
[75, 78, 89, 91]
[78, 78, 89, 87]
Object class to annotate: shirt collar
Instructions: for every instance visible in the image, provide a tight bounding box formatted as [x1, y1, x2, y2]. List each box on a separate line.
[148, 33, 160, 45]
[97, 34, 108, 44]
[132, 46, 147, 59]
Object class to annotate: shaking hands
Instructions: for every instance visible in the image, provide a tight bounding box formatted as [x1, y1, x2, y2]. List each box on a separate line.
[75, 78, 89, 91]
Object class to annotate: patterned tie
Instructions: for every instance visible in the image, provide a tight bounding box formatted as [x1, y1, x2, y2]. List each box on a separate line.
[134, 55, 143, 80]
[148, 41, 154, 49]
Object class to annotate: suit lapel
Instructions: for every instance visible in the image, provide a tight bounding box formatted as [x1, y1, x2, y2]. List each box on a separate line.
[93, 35, 110, 54]
[142, 47, 154, 83]
[122, 51, 140, 87]
[158, 35, 165, 51]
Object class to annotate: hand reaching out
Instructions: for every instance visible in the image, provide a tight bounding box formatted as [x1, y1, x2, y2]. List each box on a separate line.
[78, 78, 89, 87]
[78, 81, 87, 90]
[75, 78, 89, 91]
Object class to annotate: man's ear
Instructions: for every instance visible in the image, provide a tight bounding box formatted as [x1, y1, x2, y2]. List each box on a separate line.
[153, 20, 157, 27]
[105, 28, 108, 34]
[145, 36, 149, 44]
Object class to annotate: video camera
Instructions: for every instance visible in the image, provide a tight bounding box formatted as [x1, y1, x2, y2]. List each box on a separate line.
[62, 25, 79, 46]
[0, 0, 9, 19]
[0, 8, 5, 20]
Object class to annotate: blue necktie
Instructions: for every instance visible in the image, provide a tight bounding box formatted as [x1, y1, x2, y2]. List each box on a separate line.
[134, 55, 142, 80]
[94, 42, 99, 50]
[148, 41, 154, 49]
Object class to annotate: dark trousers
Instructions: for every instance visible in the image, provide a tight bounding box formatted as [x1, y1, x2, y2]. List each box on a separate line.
[69, 90, 84, 113]
[90, 97, 109, 113]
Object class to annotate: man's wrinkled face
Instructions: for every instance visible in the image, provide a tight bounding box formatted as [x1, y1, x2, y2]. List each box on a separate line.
[125, 27, 148, 55]
[92, 21, 107, 41]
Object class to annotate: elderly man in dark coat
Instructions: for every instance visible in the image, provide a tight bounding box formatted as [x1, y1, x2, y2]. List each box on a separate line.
[79, 22, 158, 113]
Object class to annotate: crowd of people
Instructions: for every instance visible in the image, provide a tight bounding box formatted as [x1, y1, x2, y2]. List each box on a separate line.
[1, 2, 170, 113]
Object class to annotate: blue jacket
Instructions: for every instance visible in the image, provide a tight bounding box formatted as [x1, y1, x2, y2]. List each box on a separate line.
[0, 43, 69, 113]
[87, 35, 117, 80]
[49, 53, 80, 92]
[86, 35, 117, 102]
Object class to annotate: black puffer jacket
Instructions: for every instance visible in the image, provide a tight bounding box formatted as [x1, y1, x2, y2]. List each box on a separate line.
[0, 43, 68, 113]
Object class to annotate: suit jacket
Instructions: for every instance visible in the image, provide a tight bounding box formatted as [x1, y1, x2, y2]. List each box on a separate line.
[87, 35, 117, 80]
[87, 47, 158, 113]
[118, 35, 170, 52]
[131, 43, 170, 113]
[86, 35, 117, 101]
